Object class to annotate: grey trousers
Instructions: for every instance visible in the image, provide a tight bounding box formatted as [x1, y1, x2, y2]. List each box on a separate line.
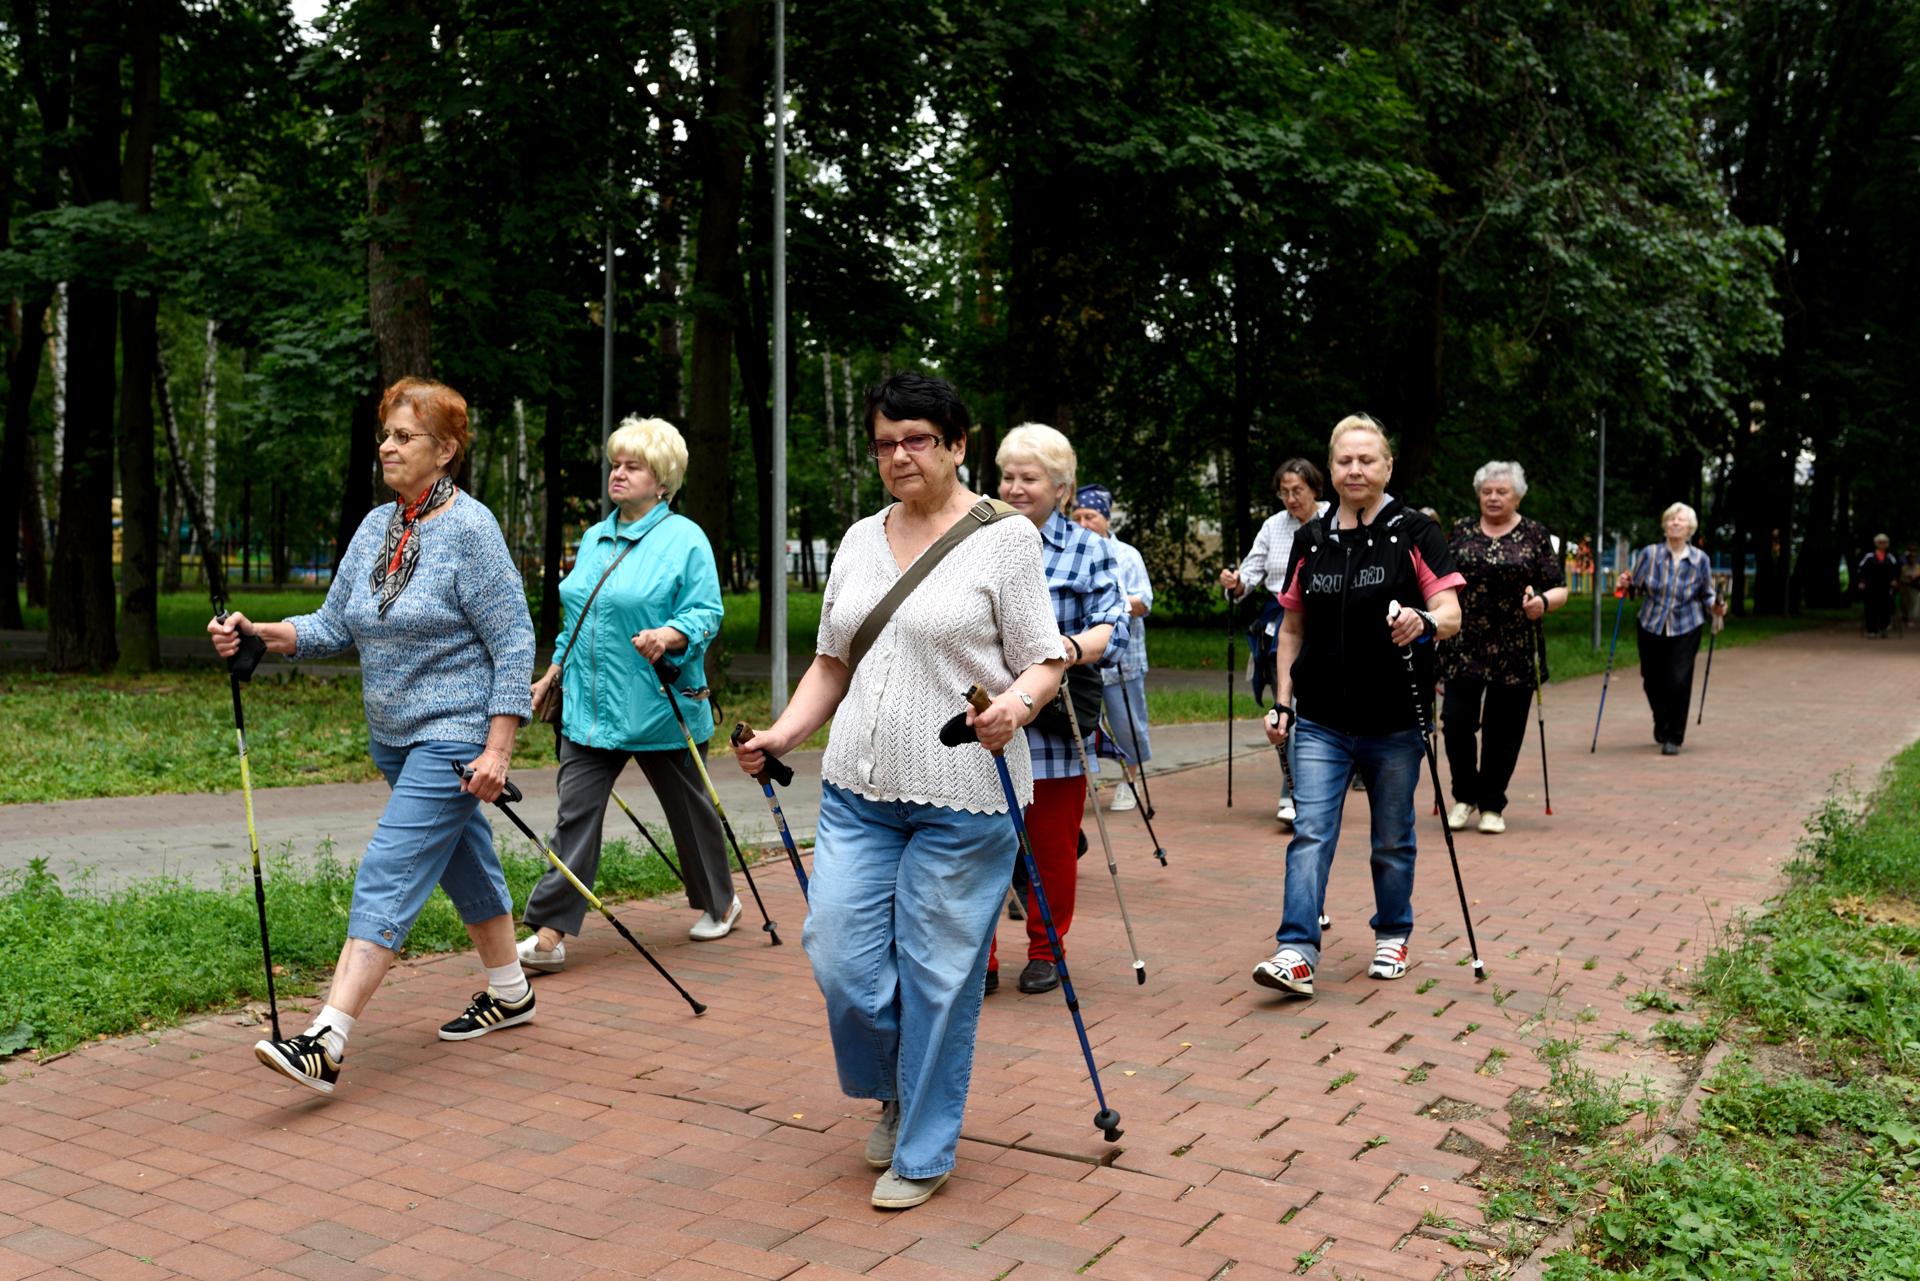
[523, 734, 735, 937]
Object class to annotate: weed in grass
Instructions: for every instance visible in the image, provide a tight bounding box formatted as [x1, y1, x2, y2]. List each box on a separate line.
[1626, 988, 1683, 1013]
[1651, 1016, 1722, 1054]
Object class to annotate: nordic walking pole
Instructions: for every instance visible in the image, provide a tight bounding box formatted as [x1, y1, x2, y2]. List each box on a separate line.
[454, 765, 706, 1014]
[1697, 593, 1721, 726]
[218, 602, 280, 1041]
[607, 790, 686, 885]
[1388, 603, 1485, 981]
[652, 659, 781, 945]
[1099, 711, 1168, 866]
[730, 722, 809, 897]
[1529, 610, 1553, 816]
[1061, 693, 1146, 984]
[943, 686, 1123, 1141]
[1224, 586, 1235, 807]
[1590, 582, 1630, 753]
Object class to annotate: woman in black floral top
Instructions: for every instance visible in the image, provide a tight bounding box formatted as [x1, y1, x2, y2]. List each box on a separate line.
[1437, 461, 1566, 834]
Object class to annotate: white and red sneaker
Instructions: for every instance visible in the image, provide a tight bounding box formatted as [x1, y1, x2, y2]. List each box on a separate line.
[1369, 937, 1409, 980]
[1252, 947, 1315, 996]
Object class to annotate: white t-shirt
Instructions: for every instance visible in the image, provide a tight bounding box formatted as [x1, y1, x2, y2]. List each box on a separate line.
[818, 504, 1064, 813]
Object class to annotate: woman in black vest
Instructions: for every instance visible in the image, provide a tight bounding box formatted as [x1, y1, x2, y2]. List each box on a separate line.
[1252, 415, 1464, 998]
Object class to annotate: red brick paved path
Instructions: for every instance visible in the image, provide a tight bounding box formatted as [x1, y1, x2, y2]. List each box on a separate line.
[4, 628, 1916, 1281]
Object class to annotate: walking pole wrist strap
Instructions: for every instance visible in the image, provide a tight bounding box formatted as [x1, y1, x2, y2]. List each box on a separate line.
[845, 498, 1018, 679]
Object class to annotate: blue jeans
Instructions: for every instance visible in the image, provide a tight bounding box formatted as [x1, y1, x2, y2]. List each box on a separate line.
[1275, 719, 1424, 968]
[348, 739, 514, 951]
[805, 784, 1015, 1179]
[1101, 674, 1152, 765]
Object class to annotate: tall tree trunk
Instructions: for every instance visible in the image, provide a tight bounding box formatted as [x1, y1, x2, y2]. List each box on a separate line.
[21, 433, 48, 607]
[47, 0, 123, 671]
[334, 380, 380, 571]
[1, 296, 50, 629]
[364, 0, 434, 386]
[162, 462, 181, 592]
[199, 317, 218, 523]
[156, 341, 227, 599]
[682, 1, 762, 632]
[241, 477, 253, 585]
[539, 389, 566, 646]
[50, 282, 66, 488]
[117, 0, 164, 670]
[656, 125, 686, 420]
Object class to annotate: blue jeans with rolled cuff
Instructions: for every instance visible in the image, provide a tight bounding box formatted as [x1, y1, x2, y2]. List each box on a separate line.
[347, 738, 514, 952]
[804, 784, 1014, 1180]
[1100, 674, 1152, 765]
[1274, 718, 1424, 968]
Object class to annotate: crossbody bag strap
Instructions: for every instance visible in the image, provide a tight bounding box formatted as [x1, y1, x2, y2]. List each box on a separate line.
[845, 498, 1017, 679]
[554, 523, 653, 675]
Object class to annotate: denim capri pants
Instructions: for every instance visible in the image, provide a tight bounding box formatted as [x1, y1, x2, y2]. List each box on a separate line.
[347, 738, 514, 951]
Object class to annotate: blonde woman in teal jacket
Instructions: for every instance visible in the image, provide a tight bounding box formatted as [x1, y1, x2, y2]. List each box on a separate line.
[522, 416, 729, 970]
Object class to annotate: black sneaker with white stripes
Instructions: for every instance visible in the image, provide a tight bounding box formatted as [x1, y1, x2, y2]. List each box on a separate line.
[438, 987, 537, 1041]
[254, 1028, 343, 1096]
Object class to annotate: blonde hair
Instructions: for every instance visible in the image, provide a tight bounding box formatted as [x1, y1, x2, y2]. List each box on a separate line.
[605, 416, 689, 499]
[1662, 501, 1699, 537]
[1328, 413, 1394, 462]
[998, 422, 1077, 510]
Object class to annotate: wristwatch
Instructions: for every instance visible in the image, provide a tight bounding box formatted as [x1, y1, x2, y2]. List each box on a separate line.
[1014, 691, 1035, 712]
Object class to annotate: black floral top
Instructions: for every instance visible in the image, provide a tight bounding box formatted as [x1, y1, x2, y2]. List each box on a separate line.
[1438, 515, 1563, 687]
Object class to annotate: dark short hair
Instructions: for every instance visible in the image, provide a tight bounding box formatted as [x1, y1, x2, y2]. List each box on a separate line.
[1273, 458, 1325, 499]
[865, 371, 971, 447]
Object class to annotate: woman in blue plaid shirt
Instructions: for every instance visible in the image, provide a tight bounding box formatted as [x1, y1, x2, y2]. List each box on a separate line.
[1616, 502, 1724, 755]
[989, 423, 1130, 996]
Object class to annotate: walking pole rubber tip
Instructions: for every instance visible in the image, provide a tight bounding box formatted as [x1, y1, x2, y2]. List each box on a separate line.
[1095, 1109, 1123, 1141]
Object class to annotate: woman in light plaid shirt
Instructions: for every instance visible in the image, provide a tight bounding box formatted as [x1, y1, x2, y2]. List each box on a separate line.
[989, 423, 1130, 997]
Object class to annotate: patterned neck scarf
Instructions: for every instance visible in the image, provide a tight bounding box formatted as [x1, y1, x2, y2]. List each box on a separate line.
[369, 475, 456, 615]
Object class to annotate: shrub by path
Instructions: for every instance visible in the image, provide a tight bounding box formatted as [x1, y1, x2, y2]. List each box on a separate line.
[1, 626, 1915, 1281]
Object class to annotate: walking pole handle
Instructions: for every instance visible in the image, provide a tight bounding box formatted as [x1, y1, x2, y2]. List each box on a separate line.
[730, 722, 794, 787]
[214, 601, 269, 682]
[453, 762, 522, 804]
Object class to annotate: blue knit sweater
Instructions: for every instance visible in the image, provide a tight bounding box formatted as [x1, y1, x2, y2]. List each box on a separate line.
[289, 493, 535, 747]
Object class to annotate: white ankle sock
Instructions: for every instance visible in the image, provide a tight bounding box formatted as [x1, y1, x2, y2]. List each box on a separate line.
[305, 1005, 354, 1059]
[486, 960, 529, 1003]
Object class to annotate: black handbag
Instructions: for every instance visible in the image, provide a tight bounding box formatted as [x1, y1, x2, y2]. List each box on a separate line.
[1032, 663, 1104, 740]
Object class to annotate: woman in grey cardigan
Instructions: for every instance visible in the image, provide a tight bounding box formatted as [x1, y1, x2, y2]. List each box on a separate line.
[209, 378, 536, 1097]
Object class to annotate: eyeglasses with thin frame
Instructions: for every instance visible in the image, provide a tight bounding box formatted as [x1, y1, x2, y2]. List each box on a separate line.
[867, 433, 943, 459]
[376, 428, 429, 448]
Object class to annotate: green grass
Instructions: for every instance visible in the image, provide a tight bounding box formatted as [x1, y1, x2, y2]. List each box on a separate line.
[1479, 740, 1920, 1278]
[14, 587, 336, 638]
[0, 834, 686, 1060]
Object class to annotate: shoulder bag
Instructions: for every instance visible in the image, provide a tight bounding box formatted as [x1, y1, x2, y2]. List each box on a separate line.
[535, 524, 655, 725]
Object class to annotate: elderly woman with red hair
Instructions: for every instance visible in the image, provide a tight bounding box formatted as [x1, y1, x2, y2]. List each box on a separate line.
[209, 377, 536, 1097]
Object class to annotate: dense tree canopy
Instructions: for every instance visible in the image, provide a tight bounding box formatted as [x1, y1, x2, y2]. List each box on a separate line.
[2, 0, 1913, 669]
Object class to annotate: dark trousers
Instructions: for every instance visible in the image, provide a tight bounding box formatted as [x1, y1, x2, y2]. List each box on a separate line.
[1637, 625, 1704, 747]
[1440, 675, 1533, 814]
[523, 735, 735, 937]
[1865, 589, 1895, 634]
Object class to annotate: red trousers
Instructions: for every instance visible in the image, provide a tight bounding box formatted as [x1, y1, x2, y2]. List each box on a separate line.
[990, 775, 1085, 970]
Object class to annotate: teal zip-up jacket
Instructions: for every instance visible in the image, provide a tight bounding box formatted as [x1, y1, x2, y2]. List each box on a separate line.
[553, 504, 723, 751]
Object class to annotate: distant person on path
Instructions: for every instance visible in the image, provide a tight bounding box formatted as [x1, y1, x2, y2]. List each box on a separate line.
[1616, 503, 1722, 755]
[208, 378, 535, 1096]
[733, 372, 1065, 1210]
[991, 424, 1127, 995]
[521, 416, 729, 974]
[1902, 546, 1920, 626]
[1857, 534, 1900, 638]
[1253, 415, 1463, 998]
[1071, 483, 1152, 812]
[1219, 459, 1328, 823]
[1438, 461, 1566, 835]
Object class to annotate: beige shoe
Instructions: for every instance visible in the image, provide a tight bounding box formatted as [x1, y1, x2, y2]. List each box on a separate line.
[1445, 802, 1474, 831]
[1477, 811, 1506, 834]
[871, 1167, 949, 1209]
[689, 897, 742, 941]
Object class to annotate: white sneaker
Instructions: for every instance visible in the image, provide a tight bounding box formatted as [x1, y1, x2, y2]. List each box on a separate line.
[689, 897, 743, 941]
[1445, 802, 1474, 831]
[516, 934, 566, 973]
[1477, 810, 1506, 834]
[1110, 782, 1138, 813]
[1276, 795, 1297, 824]
[1369, 937, 1409, 980]
[1251, 947, 1315, 996]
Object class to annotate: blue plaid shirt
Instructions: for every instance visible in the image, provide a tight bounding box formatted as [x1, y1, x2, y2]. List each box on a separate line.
[1025, 512, 1129, 779]
[1630, 543, 1717, 636]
